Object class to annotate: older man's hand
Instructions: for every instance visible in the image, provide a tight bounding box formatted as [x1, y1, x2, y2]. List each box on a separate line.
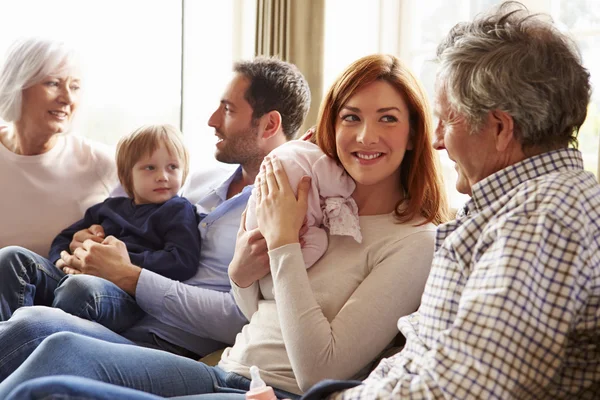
[60, 236, 142, 295]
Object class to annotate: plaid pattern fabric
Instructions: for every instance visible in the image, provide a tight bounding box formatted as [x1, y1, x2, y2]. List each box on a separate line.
[334, 149, 600, 399]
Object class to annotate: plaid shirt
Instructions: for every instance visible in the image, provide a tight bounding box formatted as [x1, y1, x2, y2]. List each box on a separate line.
[334, 149, 600, 399]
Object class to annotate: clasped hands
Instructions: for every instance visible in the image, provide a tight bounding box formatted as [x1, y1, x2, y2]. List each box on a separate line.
[55, 224, 139, 294]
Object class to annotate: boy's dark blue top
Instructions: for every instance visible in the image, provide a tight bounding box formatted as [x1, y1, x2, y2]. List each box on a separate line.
[49, 196, 201, 281]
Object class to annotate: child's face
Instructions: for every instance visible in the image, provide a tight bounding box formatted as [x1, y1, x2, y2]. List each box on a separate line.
[131, 142, 183, 205]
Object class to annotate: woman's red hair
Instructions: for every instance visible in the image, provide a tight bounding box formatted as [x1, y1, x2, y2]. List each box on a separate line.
[316, 54, 450, 225]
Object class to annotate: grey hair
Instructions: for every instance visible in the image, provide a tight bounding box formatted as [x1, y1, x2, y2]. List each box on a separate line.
[436, 1, 591, 149]
[0, 37, 80, 122]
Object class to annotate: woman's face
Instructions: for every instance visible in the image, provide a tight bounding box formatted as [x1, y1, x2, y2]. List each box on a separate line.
[335, 80, 412, 191]
[19, 70, 81, 137]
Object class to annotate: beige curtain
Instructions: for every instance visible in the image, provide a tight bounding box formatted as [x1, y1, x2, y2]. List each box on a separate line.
[255, 0, 325, 137]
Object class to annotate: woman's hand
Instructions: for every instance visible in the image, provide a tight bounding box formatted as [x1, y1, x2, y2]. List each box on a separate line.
[255, 156, 311, 250]
[229, 209, 271, 288]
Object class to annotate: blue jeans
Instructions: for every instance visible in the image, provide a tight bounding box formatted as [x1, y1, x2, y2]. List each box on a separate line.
[0, 246, 65, 321]
[0, 332, 300, 399]
[0, 306, 203, 382]
[5, 377, 245, 400]
[53, 274, 146, 333]
[5, 377, 357, 400]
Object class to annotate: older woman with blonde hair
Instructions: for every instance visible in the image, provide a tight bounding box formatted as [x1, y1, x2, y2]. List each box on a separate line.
[0, 37, 117, 320]
[0, 54, 449, 400]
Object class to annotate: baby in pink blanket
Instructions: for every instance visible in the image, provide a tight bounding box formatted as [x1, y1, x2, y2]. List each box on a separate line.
[246, 140, 362, 268]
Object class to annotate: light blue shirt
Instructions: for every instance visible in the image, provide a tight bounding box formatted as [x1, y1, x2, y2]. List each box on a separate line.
[131, 165, 252, 356]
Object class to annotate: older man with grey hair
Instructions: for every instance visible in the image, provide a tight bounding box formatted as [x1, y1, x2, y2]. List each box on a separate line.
[302, 2, 600, 399]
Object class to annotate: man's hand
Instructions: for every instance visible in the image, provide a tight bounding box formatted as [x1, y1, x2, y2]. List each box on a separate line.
[61, 236, 142, 295]
[228, 209, 271, 288]
[69, 224, 105, 253]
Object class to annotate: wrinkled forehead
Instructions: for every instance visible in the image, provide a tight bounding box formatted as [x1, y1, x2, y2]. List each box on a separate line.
[35, 46, 82, 81]
[433, 72, 452, 112]
[46, 61, 82, 80]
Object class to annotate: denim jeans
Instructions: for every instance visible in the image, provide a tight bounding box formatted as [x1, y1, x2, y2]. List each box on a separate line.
[0, 246, 65, 321]
[0, 332, 300, 399]
[4, 376, 257, 400]
[0, 305, 203, 383]
[0, 307, 136, 382]
[53, 274, 146, 333]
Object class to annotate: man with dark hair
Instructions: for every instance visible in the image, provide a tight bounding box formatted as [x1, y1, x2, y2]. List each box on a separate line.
[301, 2, 600, 399]
[234, 57, 310, 140]
[0, 57, 311, 378]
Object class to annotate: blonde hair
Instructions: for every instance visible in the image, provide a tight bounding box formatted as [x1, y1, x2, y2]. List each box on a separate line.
[116, 124, 189, 198]
[316, 54, 450, 225]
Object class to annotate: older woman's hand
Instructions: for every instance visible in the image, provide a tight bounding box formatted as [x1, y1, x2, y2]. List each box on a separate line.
[255, 156, 311, 251]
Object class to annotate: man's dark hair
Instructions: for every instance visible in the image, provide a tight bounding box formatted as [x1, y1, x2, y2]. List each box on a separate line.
[234, 57, 311, 140]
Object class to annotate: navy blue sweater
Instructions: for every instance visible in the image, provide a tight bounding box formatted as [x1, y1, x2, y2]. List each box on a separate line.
[49, 196, 201, 281]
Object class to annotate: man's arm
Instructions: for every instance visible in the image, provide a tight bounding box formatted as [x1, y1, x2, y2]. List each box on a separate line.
[337, 212, 588, 399]
[61, 234, 248, 344]
[135, 269, 248, 344]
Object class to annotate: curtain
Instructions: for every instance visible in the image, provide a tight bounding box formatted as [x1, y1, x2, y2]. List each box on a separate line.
[255, 0, 326, 137]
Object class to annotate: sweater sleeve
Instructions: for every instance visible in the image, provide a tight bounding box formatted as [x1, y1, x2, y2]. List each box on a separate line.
[48, 202, 104, 264]
[268, 231, 435, 392]
[230, 279, 261, 321]
[129, 197, 201, 281]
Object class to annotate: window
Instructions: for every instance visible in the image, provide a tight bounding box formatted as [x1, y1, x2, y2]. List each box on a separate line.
[0, 0, 182, 145]
[324, 0, 600, 208]
[552, 0, 600, 177]
[0, 0, 256, 171]
[182, 0, 256, 168]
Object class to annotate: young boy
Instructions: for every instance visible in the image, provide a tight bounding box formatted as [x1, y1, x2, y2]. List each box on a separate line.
[48, 124, 201, 333]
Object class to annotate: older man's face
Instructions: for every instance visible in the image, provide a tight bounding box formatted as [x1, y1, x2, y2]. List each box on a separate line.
[432, 82, 501, 196]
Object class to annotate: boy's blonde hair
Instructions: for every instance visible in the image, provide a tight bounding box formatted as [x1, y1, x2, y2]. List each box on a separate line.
[116, 124, 189, 199]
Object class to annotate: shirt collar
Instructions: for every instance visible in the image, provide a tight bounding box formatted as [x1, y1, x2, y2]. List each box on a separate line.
[212, 165, 245, 202]
[464, 148, 584, 214]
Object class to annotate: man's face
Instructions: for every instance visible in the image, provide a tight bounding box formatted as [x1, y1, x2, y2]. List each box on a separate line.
[432, 80, 501, 196]
[208, 74, 263, 165]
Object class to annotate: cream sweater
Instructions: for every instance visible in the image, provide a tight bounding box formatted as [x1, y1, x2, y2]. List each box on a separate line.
[221, 213, 436, 394]
[0, 134, 117, 257]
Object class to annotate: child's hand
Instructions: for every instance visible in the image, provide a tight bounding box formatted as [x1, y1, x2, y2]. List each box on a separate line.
[69, 224, 105, 253]
[55, 258, 81, 274]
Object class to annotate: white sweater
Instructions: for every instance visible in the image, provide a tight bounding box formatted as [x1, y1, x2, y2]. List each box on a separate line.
[222, 213, 436, 394]
[0, 134, 117, 257]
